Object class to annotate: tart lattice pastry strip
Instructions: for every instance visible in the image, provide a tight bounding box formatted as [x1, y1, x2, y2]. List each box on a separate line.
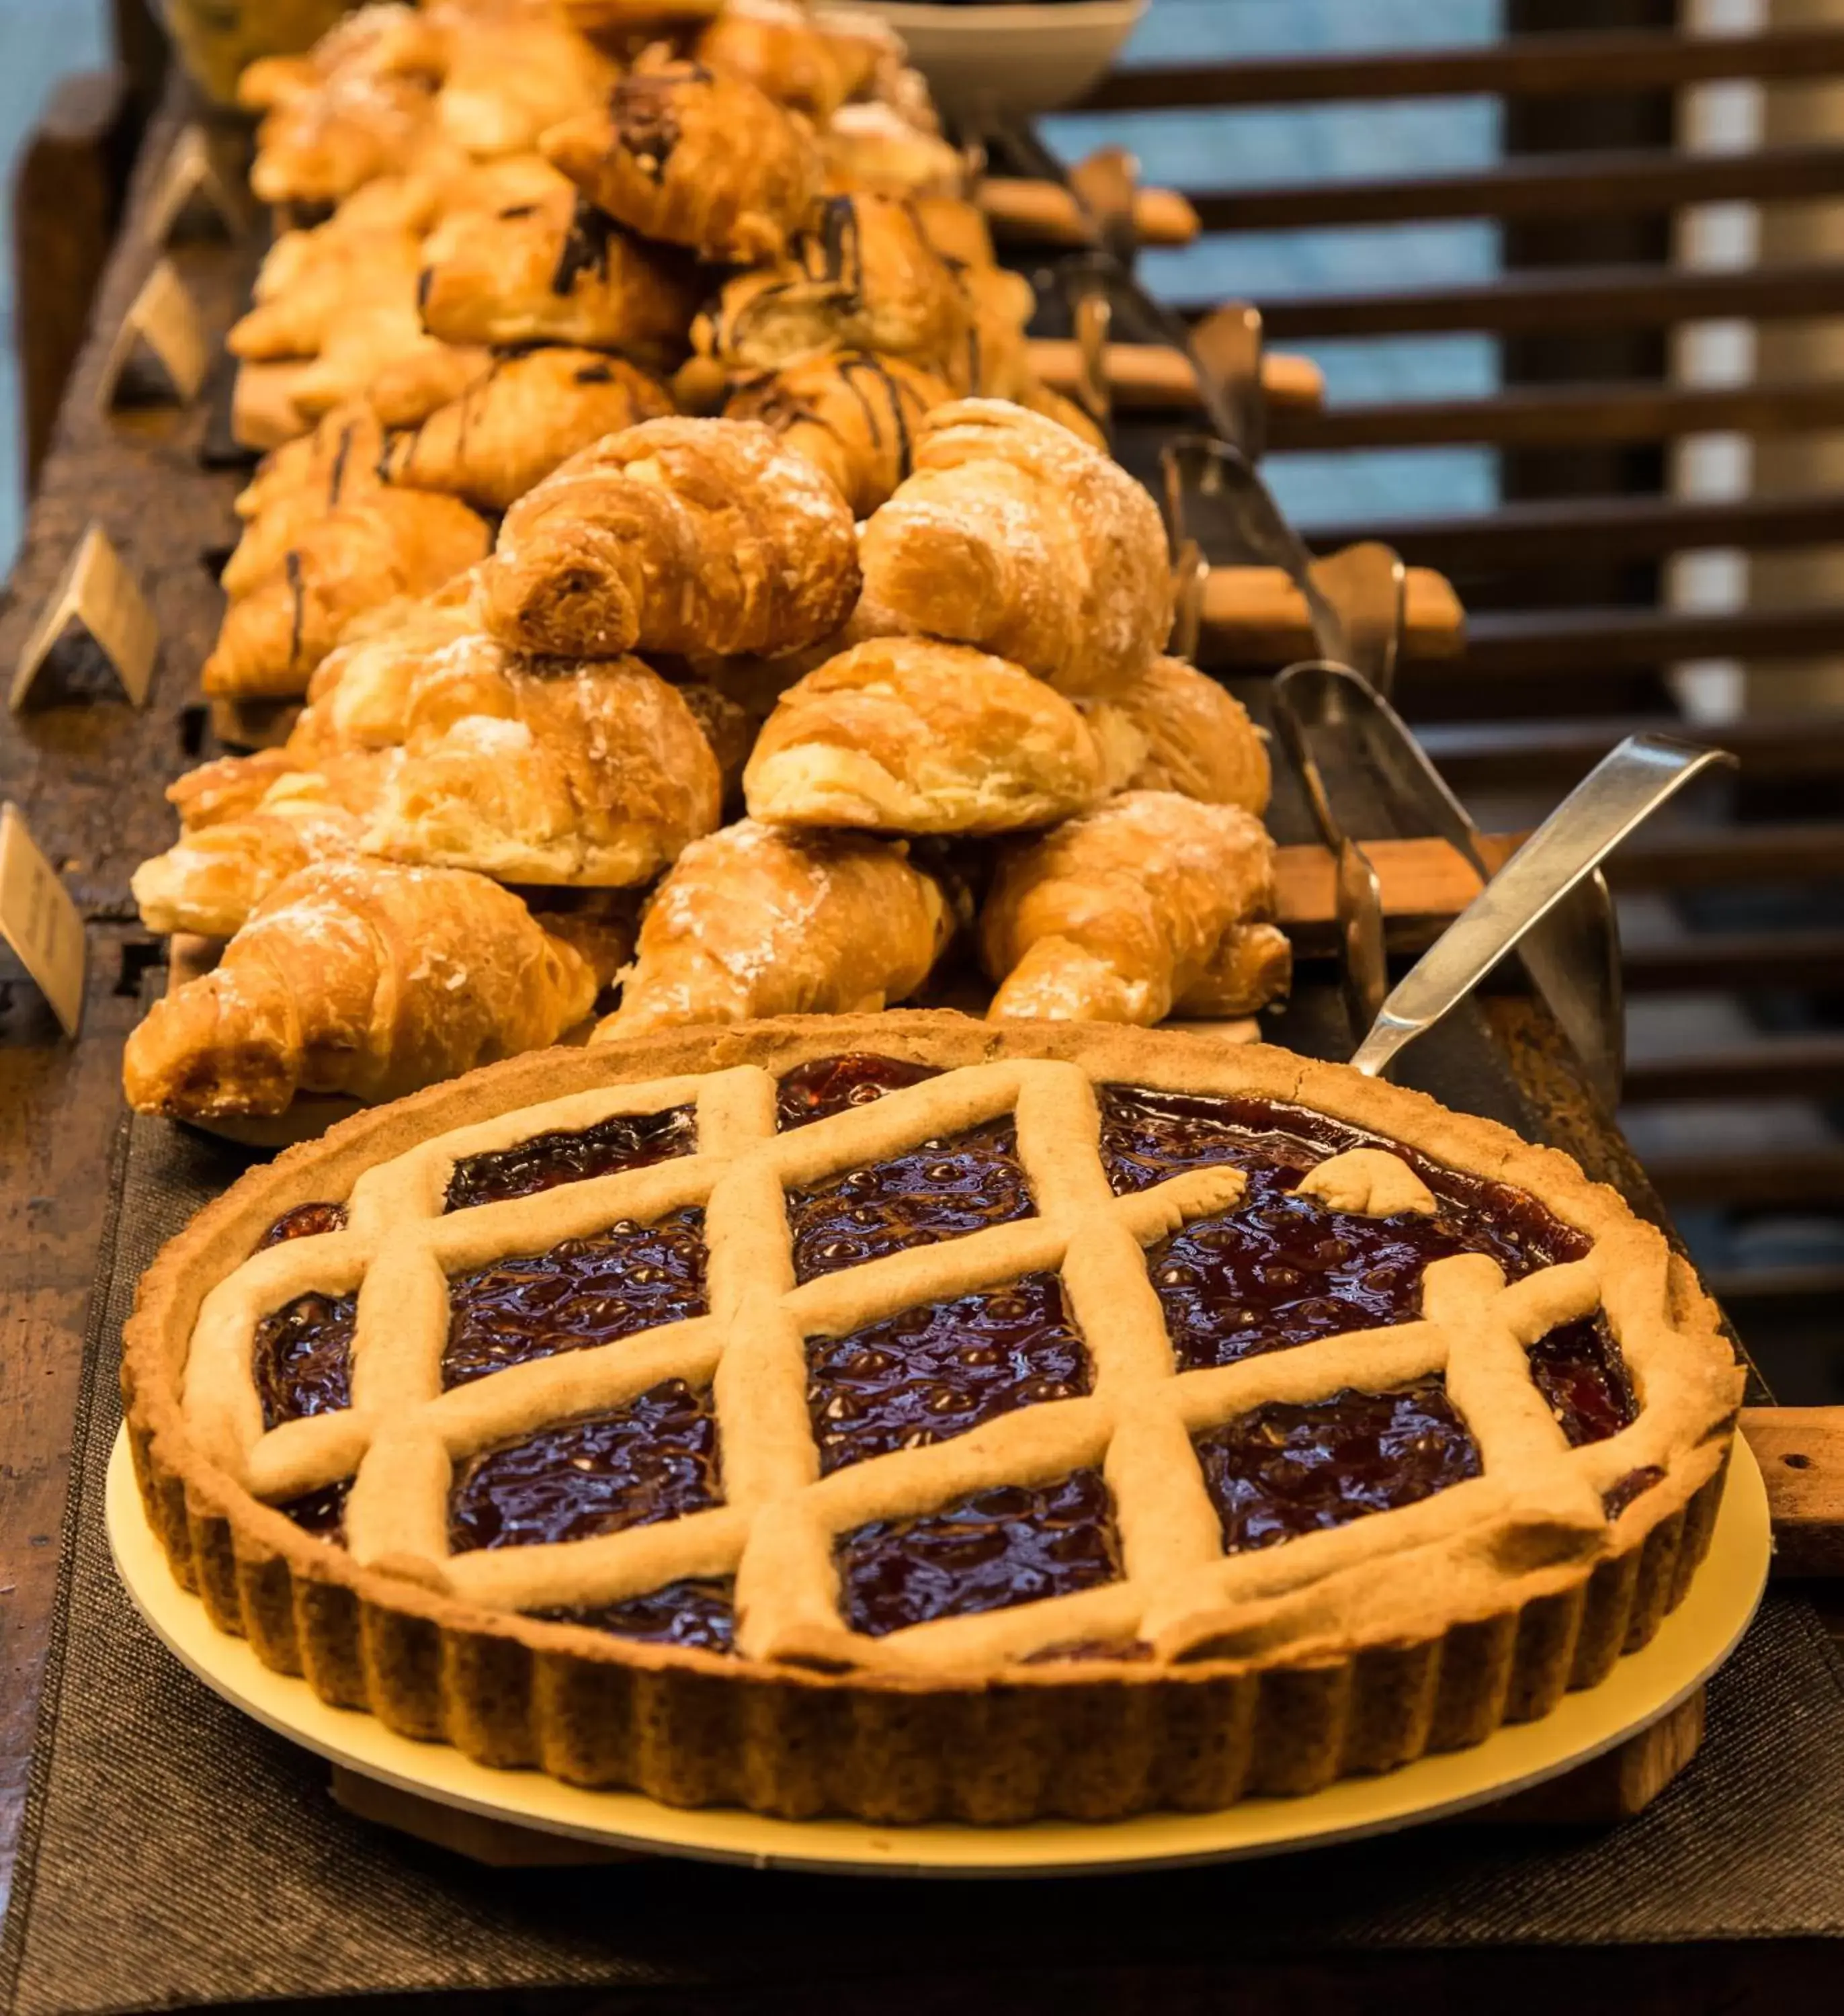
[183, 1056, 1723, 1678]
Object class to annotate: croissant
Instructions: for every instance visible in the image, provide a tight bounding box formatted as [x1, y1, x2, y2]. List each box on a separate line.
[540, 58, 822, 263]
[203, 492, 491, 700]
[293, 598, 485, 757]
[959, 261, 1036, 400]
[720, 350, 952, 516]
[913, 194, 993, 269]
[744, 637, 1119, 837]
[433, 12, 618, 159]
[124, 861, 599, 1119]
[232, 360, 314, 452]
[293, 301, 452, 422]
[167, 747, 304, 830]
[671, 679, 755, 808]
[597, 819, 952, 1038]
[695, 193, 972, 383]
[230, 224, 423, 362]
[822, 101, 966, 200]
[382, 347, 675, 512]
[417, 189, 703, 360]
[132, 776, 370, 938]
[237, 5, 448, 114]
[860, 398, 1173, 697]
[480, 417, 860, 659]
[251, 73, 442, 207]
[367, 339, 494, 427]
[1016, 376, 1107, 453]
[1085, 657, 1272, 814]
[329, 148, 574, 237]
[980, 791, 1291, 1025]
[224, 405, 392, 599]
[363, 638, 722, 884]
[696, 0, 873, 121]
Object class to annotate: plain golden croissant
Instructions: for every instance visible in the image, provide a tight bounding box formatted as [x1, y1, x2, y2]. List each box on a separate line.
[597, 818, 952, 1038]
[167, 747, 304, 831]
[980, 790, 1290, 1025]
[480, 417, 860, 659]
[203, 492, 491, 700]
[417, 188, 703, 360]
[293, 302, 455, 423]
[720, 350, 953, 516]
[860, 398, 1173, 697]
[541, 57, 822, 263]
[822, 101, 966, 201]
[329, 148, 573, 237]
[432, 11, 618, 158]
[696, 193, 973, 383]
[1085, 657, 1272, 814]
[237, 5, 448, 114]
[364, 638, 722, 884]
[743, 636, 1122, 837]
[382, 347, 675, 512]
[124, 860, 599, 1120]
[367, 340, 494, 428]
[696, 0, 870, 121]
[251, 72, 442, 207]
[230, 224, 422, 362]
[132, 775, 370, 939]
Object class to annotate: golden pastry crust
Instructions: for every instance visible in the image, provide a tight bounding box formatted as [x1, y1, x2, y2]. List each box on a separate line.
[696, 0, 874, 121]
[1085, 656, 1272, 814]
[237, 5, 448, 116]
[822, 100, 966, 201]
[430, 7, 618, 159]
[479, 416, 861, 660]
[541, 57, 822, 263]
[981, 790, 1290, 1025]
[383, 347, 675, 512]
[744, 636, 1114, 836]
[600, 820, 952, 1035]
[252, 71, 442, 208]
[123, 859, 598, 1119]
[860, 399, 1174, 697]
[912, 193, 993, 270]
[295, 598, 484, 757]
[720, 349, 953, 516]
[416, 189, 702, 361]
[122, 1013, 1741, 1821]
[695, 193, 973, 384]
[230, 224, 423, 362]
[224, 403, 392, 599]
[363, 636, 722, 885]
[366, 340, 495, 429]
[203, 493, 491, 701]
[958, 261, 1036, 399]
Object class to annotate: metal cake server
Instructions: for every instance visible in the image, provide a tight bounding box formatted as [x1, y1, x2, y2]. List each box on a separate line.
[1349, 732, 1737, 1085]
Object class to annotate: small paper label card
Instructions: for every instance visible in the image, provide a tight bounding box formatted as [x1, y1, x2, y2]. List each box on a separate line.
[10, 523, 158, 711]
[0, 803, 85, 1038]
[99, 258, 210, 411]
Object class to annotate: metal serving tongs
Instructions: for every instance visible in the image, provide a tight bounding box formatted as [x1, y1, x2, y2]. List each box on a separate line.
[1345, 726, 1737, 1085]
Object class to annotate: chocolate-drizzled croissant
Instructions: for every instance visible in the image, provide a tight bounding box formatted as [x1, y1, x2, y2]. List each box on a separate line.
[124, 860, 599, 1119]
[720, 350, 952, 515]
[480, 417, 860, 659]
[859, 398, 1173, 696]
[744, 637, 1120, 836]
[596, 818, 952, 1038]
[696, 192, 972, 382]
[980, 791, 1290, 1025]
[541, 57, 822, 263]
[226, 403, 392, 596]
[383, 347, 675, 511]
[417, 187, 702, 360]
[204, 492, 491, 700]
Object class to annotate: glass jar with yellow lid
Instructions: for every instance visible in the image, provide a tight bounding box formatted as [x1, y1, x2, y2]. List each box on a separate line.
[161, 1, 357, 107]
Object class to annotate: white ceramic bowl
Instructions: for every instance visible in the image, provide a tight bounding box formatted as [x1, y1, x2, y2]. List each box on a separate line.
[862, 2, 1148, 121]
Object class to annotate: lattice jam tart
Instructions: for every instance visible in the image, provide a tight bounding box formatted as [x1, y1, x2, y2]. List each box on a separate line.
[124, 1014, 1743, 1824]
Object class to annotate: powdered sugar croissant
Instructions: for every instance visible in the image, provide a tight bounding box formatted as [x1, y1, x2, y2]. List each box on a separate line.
[859, 398, 1173, 696]
[597, 818, 952, 1038]
[744, 637, 1122, 836]
[981, 790, 1291, 1025]
[480, 417, 860, 660]
[541, 56, 821, 263]
[124, 860, 599, 1120]
[382, 347, 674, 512]
[1083, 656, 1272, 814]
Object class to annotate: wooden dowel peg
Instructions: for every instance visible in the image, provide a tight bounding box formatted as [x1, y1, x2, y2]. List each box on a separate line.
[978, 177, 1200, 247]
[1027, 338, 1325, 416]
[1196, 563, 1466, 665]
[11, 523, 158, 710]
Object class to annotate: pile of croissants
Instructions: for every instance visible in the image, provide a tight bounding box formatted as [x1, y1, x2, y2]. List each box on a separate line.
[124, 0, 1290, 1124]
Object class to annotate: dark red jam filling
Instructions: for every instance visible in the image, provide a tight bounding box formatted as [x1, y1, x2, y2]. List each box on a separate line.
[840, 1469, 1120, 1637]
[257, 1202, 347, 1250]
[808, 1271, 1089, 1474]
[1196, 1379, 1482, 1555]
[786, 1120, 1033, 1283]
[1105, 1085, 1595, 1372]
[253, 1290, 356, 1429]
[442, 1208, 707, 1388]
[275, 1478, 349, 1540]
[443, 1103, 698, 1212]
[1603, 1464, 1667, 1518]
[777, 1053, 941, 1130]
[536, 1578, 737, 1653]
[448, 1378, 720, 1552]
[1529, 1316, 1637, 1446]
